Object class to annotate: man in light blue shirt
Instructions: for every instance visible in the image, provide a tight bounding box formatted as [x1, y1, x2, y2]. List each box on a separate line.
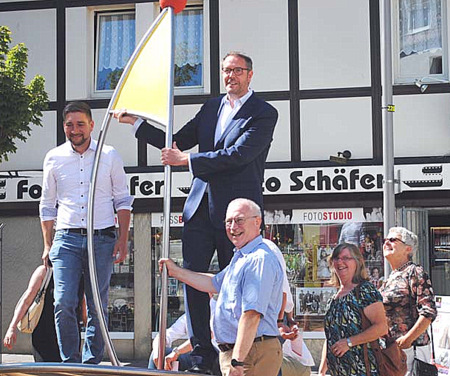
[160, 198, 283, 376]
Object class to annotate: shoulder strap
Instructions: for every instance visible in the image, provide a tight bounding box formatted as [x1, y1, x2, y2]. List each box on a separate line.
[355, 284, 373, 376]
[35, 268, 52, 301]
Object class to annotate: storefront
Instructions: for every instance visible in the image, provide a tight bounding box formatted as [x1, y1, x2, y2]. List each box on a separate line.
[1, 162, 449, 361]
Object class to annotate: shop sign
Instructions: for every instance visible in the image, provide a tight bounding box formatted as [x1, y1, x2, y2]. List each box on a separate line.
[151, 212, 184, 227]
[290, 208, 383, 224]
[0, 163, 448, 202]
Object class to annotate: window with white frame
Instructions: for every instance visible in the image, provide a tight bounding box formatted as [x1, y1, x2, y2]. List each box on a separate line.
[395, 0, 448, 84]
[95, 10, 136, 92]
[174, 5, 204, 88]
[94, 4, 205, 93]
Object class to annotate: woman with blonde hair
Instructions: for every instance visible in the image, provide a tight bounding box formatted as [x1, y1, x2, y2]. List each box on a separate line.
[319, 243, 388, 376]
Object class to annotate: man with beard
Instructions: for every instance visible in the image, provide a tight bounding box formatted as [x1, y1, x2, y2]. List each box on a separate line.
[40, 101, 133, 363]
[115, 52, 278, 373]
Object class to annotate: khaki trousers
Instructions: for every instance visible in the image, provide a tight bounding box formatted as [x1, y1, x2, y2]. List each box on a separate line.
[219, 337, 282, 376]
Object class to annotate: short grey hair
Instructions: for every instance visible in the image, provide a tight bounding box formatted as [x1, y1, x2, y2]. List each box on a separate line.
[389, 226, 418, 252]
[227, 198, 261, 217]
[222, 51, 253, 70]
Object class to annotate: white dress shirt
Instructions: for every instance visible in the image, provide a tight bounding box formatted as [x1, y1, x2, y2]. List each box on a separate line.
[214, 89, 254, 144]
[39, 139, 133, 230]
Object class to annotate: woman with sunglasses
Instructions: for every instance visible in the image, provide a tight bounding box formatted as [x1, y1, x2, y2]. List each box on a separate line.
[380, 227, 437, 375]
[319, 243, 388, 376]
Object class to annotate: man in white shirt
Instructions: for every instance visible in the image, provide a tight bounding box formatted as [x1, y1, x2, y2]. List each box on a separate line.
[39, 101, 133, 364]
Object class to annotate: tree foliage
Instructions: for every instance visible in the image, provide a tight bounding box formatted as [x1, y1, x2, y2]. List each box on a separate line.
[0, 26, 49, 162]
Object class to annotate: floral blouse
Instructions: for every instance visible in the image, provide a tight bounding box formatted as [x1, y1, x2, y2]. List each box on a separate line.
[379, 262, 437, 346]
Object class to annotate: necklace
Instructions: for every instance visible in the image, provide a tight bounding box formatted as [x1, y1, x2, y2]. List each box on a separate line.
[395, 260, 413, 272]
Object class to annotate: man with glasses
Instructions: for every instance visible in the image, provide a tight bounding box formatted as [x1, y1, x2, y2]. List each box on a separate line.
[159, 198, 283, 376]
[115, 52, 278, 373]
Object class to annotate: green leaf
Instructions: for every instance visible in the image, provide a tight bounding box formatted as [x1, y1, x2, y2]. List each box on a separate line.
[0, 26, 48, 163]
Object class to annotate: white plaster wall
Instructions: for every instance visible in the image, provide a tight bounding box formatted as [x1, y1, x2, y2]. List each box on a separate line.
[0, 111, 57, 171]
[0, 216, 43, 354]
[135, 3, 158, 41]
[66, 7, 90, 100]
[219, 0, 289, 92]
[267, 100, 291, 162]
[298, 0, 371, 89]
[300, 97, 373, 160]
[394, 93, 450, 157]
[147, 104, 202, 166]
[0, 9, 57, 101]
[91, 109, 138, 167]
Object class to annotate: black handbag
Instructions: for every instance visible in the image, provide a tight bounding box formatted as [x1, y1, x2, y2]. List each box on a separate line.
[407, 268, 438, 376]
[412, 354, 438, 376]
[411, 326, 438, 376]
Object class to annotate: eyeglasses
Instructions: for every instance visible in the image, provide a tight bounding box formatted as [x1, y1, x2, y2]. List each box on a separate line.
[225, 216, 257, 227]
[383, 237, 406, 245]
[332, 256, 355, 263]
[221, 67, 251, 76]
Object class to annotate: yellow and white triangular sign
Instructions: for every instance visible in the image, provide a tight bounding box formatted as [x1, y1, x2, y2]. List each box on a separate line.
[111, 8, 171, 127]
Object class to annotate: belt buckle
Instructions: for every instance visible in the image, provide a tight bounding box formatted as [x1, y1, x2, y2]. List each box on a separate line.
[80, 228, 88, 236]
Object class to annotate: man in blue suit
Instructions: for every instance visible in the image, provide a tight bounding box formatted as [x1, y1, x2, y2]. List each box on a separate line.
[116, 52, 278, 374]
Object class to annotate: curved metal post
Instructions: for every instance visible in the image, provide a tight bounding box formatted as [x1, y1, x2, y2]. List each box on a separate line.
[157, 5, 175, 371]
[87, 114, 120, 366]
[86, 8, 172, 366]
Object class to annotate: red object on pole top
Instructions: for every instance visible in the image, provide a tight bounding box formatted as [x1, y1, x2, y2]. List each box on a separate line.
[160, 0, 187, 14]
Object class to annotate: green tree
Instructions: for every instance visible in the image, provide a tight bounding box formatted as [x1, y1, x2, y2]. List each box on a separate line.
[0, 26, 48, 162]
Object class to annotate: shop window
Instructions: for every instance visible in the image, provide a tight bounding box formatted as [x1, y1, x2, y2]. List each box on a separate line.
[150, 209, 384, 337]
[151, 213, 219, 331]
[94, 4, 204, 95]
[394, 0, 448, 84]
[264, 208, 384, 336]
[78, 222, 135, 334]
[108, 225, 135, 332]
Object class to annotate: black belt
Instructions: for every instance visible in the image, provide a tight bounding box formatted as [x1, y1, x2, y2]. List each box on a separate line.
[218, 335, 277, 352]
[66, 226, 116, 237]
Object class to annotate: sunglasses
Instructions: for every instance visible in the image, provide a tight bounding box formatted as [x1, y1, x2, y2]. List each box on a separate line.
[383, 237, 406, 245]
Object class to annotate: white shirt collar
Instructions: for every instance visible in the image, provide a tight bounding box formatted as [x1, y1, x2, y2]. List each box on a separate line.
[221, 89, 254, 108]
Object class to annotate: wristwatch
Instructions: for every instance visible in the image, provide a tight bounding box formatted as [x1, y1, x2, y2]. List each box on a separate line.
[172, 346, 180, 356]
[231, 359, 244, 368]
[346, 338, 353, 348]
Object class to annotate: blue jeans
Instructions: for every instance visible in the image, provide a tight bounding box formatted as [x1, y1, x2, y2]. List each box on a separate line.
[148, 346, 194, 370]
[50, 230, 115, 363]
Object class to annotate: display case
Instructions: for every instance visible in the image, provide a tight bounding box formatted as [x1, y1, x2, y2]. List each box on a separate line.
[431, 227, 450, 262]
[264, 208, 384, 335]
[430, 227, 450, 296]
[151, 213, 220, 331]
[107, 226, 135, 332]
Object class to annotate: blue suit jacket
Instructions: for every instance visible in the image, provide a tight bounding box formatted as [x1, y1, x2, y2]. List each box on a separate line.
[135, 93, 278, 228]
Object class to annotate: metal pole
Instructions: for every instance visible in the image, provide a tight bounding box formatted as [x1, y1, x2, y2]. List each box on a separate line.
[87, 115, 121, 366]
[0, 223, 4, 365]
[382, 0, 395, 277]
[157, 5, 175, 371]
[86, 9, 170, 367]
